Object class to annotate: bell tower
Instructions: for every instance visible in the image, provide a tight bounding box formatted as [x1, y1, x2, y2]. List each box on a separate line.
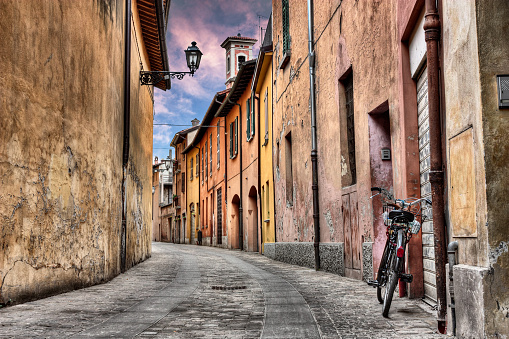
[221, 33, 257, 89]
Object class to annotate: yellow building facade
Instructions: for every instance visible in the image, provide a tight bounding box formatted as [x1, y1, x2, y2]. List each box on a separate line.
[254, 44, 274, 252]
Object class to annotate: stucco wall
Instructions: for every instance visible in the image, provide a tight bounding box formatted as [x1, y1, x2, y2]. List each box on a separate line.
[475, 0, 509, 336]
[0, 0, 153, 304]
[272, 0, 399, 279]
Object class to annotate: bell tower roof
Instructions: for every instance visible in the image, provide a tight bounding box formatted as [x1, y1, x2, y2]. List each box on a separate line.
[221, 34, 257, 89]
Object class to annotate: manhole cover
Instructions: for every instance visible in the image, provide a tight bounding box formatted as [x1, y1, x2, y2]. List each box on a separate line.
[211, 285, 247, 290]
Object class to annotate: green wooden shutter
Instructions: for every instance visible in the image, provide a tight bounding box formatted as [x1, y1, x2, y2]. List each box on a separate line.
[282, 0, 290, 54]
[235, 116, 238, 155]
[251, 94, 255, 137]
[230, 122, 233, 158]
[246, 98, 251, 139]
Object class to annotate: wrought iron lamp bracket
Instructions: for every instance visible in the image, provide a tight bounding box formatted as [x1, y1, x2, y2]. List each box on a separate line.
[140, 71, 195, 86]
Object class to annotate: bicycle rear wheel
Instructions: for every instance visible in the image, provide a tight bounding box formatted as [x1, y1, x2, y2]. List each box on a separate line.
[382, 260, 398, 317]
[376, 240, 391, 304]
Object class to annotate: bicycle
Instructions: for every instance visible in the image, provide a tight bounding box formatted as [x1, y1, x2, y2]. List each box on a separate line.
[367, 187, 431, 317]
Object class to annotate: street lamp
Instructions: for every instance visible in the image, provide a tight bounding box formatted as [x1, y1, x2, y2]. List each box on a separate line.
[140, 41, 203, 86]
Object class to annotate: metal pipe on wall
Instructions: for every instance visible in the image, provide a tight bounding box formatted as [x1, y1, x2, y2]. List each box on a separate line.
[121, 0, 132, 273]
[424, 0, 447, 332]
[229, 98, 243, 250]
[307, 0, 320, 270]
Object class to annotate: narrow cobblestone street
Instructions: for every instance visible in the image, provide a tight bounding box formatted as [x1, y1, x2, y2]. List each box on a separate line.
[0, 243, 449, 338]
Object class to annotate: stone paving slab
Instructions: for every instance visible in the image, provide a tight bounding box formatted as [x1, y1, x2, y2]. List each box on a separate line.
[0, 243, 452, 338]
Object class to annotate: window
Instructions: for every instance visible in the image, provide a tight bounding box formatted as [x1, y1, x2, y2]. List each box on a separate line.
[238, 55, 246, 70]
[246, 97, 251, 140]
[217, 121, 220, 168]
[235, 116, 238, 155]
[229, 117, 239, 158]
[201, 149, 204, 183]
[205, 141, 208, 181]
[181, 172, 185, 193]
[285, 132, 293, 205]
[196, 154, 199, 177]
[341, 72, 356, 186]
[227, 55, 230, 74]
[266, 181, 270, 218]
[209, 134, 213, 176]
[190, 157, 193, 180]
[279, 0, 291, 68]
[264, 88, 269, 145]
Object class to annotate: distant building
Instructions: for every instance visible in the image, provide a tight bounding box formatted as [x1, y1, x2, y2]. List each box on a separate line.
[152, 151, 173, 242]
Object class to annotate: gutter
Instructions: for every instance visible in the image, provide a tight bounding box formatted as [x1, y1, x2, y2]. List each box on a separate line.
[121, 0, 132, 273]
[228, 97, 244, 250]
[154, 0, 171, 90]
[424, 0, 447, 332]
[307, 0, 320, 270]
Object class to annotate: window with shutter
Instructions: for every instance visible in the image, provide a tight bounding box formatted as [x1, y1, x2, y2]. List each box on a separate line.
[217, 121, 220, 168]
[196, 154, 199, 177]
[230, 122, 233, 158]
[251, 94, 255, 137]
[201, 149, 204, 183]
[235, 116, 238, 155]
[280, 0, 291, 69]
[205, 141, 208, 181]
[246, 98, 251, 140]
[181, 172, 185, 193]
[190, 157, 193, 179]
[209, 134, 212, 176]
[264, 88, 269, 143]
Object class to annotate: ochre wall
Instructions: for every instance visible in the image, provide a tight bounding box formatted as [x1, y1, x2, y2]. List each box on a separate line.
[0, 0, 153, 303]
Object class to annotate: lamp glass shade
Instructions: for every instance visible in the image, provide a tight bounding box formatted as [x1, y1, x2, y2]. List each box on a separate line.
[185, 41, 202, 73]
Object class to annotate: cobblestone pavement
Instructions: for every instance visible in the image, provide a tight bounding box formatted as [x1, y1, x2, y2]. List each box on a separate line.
[0, 243, 451, 338]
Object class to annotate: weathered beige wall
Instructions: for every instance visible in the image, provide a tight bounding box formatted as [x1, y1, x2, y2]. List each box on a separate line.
[0, 0, 153, 304]
[475, 0, 509, 336]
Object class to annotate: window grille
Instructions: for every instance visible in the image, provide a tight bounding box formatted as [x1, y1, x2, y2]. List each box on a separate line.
[345, 74, 356, 184]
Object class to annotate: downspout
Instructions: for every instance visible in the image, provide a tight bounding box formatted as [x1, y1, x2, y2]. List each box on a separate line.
[307, 0, 320, 270]
[196, 146, 200, 244]
[447, 241, 459, 336]
[424, 0, 447, 332]
[121, 0, 132, 273]
[257, 94, 263, 254]
[271, 53, 276, 244]
[215, 98, 229, 247]
[229, 98, 244, 250]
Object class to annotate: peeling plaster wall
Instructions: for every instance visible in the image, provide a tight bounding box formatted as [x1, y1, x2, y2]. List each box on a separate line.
[272, 0, 399, 279]
[0, 0, 153, 304]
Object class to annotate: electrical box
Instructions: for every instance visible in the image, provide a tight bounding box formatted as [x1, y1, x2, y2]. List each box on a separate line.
[497, 75, 509, 109]
[381, 148, 391, 160]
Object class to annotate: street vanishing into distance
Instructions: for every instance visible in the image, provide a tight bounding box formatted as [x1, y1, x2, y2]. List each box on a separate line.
[0, 243, 447, 339]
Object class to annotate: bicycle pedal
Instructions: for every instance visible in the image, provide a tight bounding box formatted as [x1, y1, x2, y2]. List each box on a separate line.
[367, 280, 379, 287]
[400, 273, 413, 283]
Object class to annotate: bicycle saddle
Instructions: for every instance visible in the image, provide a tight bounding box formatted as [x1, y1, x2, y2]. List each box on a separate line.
[388, 210, 414, 222]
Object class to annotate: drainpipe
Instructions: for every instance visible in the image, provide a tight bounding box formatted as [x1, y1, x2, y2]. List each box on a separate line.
[424, 0, 447, 332]
[447, 241, 459, 336]
[121, 0, 132, 273]
[229, 98, 243, 250]
[257, 94, 263, 254]
[215, 98, 229, 248]
[307, 0, 320, 270]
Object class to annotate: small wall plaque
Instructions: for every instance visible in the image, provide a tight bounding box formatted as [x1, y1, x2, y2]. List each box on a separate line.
[381, 148, 391, 160]
[497, 75, 509, 109]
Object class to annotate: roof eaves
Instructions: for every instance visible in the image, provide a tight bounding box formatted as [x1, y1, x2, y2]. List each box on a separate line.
[215, 60, 256, 118]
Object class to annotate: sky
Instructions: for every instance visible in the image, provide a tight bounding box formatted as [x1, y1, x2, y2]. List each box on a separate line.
[152, 0, 272, 162]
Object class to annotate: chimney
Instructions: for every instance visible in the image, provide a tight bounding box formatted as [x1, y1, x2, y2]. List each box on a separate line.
[168, 149, 172, 160]
[191, 118, 200, 126]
